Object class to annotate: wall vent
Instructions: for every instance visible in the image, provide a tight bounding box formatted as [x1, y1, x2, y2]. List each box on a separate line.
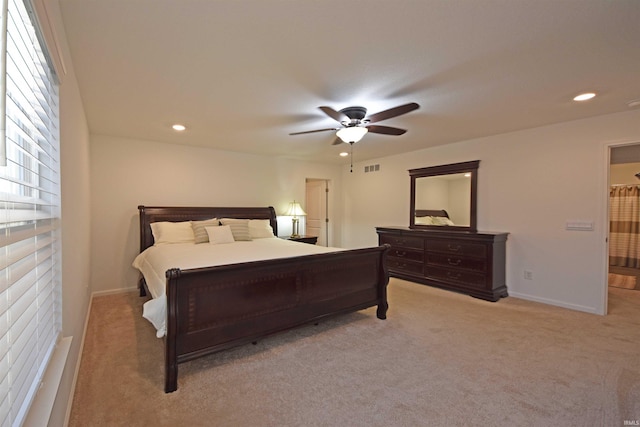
[364, 164, 380, 173]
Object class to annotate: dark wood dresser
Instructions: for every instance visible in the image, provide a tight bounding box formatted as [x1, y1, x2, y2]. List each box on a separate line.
[376, 226, 508, 301]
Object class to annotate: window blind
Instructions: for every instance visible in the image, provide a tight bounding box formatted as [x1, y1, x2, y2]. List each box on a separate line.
[0, 0, 61, 425]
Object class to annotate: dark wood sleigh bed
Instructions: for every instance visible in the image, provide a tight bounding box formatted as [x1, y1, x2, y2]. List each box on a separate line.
[137, 205, 390, 392]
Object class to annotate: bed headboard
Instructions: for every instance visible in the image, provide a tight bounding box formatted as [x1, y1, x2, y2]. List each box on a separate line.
[415, 209, 449, 218]
[138, 205, 278, 252]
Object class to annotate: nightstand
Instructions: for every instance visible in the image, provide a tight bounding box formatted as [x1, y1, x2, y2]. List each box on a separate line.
[286, 235, 318, 245]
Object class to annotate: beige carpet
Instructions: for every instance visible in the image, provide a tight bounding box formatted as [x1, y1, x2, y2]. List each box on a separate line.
[609, 273, 638, 290]
[69, 279, 640, 426]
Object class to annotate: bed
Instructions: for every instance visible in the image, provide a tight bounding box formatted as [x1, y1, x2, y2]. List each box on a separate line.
[134, 205, 390, 392]
[414, 209, 455, 225]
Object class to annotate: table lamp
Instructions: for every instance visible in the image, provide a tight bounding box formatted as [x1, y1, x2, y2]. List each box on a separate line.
[285, 200, 306, 238]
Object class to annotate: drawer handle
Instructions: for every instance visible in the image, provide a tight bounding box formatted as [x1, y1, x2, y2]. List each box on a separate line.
[397, 251, 406, 257]
[447, 258, 461, 266]
[447, 271, 462, 280]
[447, 244, 461, 252]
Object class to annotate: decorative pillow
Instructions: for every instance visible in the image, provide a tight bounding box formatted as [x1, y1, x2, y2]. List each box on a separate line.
[414, 216, 434, 225]
[191, 218, 219, 243]
[150, 221, 195, 244]
[431, 216, 455, 226]
[206, 225, 235, 245]
[220, 218, 252, 241]
[248, 219, 275, 239]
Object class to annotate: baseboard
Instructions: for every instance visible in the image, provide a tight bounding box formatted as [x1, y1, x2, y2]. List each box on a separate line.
[508, 291, 601, 315]
[91, 286, 138, 297]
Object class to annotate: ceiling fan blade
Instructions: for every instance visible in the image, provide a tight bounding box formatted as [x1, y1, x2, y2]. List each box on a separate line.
[289, 128, 338, 136]
[366, 125, 407, 136]
[319, 106, 348, 123]
[366, 102, 419, 124]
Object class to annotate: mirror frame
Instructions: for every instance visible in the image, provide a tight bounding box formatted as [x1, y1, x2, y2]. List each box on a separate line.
[409, 160, 479, 232]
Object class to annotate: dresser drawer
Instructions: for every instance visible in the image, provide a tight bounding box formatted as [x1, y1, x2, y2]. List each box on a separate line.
[379, 234, 424, 250]
[426, 253, 487, 273]
[388, 247, 423, 263]
[388, 258, 424, 275]
[426, 266, 486, 288]
[426, 239, 487, 258]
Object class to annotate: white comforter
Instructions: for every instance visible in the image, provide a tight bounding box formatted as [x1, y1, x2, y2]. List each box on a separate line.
[132, 237, 342, 337]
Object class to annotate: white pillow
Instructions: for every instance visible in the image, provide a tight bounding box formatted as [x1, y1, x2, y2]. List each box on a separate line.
[206, 225, 235, 244]
[415, 216, 434, 225]
[248, 219, 275, 239]
[431, 216, 455, 226]
[150, 221, 195, 244]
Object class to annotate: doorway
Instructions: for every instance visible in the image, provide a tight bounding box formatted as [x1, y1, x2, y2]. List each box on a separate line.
[305, 179, 329, 246]
[608, 144, 640, 297]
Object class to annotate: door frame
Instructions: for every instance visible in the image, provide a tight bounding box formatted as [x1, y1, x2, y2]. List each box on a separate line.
[602, 138, 640, 315]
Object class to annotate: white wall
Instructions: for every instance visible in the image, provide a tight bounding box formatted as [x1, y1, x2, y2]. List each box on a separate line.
[415, 176, 448, 210]
[449, 178, 471, 225]
[341, 109, 640, 315]
[89, 135, 343, 294]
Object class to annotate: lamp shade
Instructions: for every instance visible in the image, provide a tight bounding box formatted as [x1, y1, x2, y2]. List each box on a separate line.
[336, 126, 368, 143]
[285, 201, 306, 217]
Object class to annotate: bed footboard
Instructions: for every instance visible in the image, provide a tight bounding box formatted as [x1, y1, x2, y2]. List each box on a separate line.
[164, 244, 389, 392]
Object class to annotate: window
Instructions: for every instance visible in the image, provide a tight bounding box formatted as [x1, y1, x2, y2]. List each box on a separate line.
[0, 0, 61, 425]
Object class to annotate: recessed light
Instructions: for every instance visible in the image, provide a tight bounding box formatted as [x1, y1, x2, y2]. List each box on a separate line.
[339, 152, 349, 157]
[573, 92, 596, 101]
[172, 124, 186, 131]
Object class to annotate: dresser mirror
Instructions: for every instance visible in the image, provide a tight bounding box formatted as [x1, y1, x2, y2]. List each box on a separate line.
[409, 160, 479, 231]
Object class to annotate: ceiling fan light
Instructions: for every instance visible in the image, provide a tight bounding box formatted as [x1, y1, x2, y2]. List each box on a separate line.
[336, 126, 368, 143]
[573, 92, 596, 101]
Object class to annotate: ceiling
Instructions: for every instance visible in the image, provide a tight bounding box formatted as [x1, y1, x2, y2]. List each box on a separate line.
[59, 0, 640, 165]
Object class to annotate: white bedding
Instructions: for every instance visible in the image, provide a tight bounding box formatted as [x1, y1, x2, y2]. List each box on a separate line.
[132, 237, 342, 337]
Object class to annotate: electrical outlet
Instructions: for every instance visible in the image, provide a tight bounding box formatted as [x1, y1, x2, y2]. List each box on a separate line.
[524, 270, 533, 280]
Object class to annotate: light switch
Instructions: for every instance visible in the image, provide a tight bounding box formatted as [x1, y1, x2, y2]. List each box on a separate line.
[566, 221, 594, 231]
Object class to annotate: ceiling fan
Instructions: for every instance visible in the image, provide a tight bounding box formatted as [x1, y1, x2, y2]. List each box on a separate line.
[290, 102, 420, 145]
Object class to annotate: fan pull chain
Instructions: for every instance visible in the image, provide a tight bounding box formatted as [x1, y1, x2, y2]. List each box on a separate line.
[350, 142, 354, 173]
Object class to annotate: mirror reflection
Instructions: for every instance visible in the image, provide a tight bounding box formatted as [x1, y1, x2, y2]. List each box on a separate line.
[414, 173, 471, 226]
[409, 160, 479, 231]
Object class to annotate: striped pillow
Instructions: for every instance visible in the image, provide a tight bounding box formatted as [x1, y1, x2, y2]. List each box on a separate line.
[191, 218, 219, 243]
[220, 218, 252, 241]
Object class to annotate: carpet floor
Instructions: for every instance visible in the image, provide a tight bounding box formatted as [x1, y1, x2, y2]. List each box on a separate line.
[69, 279, 640, 427]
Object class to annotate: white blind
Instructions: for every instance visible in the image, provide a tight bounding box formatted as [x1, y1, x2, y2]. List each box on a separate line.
[0, 0, 60, 425]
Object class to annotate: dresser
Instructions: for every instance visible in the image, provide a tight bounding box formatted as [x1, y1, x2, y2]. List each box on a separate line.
[376, 226, 508, 301]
